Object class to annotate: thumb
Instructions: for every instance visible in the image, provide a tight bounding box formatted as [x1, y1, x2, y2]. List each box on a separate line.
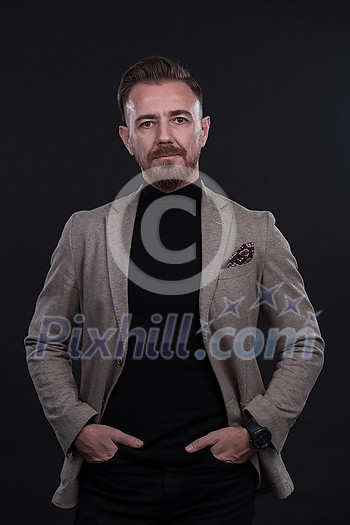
[112, 428, 144, 448]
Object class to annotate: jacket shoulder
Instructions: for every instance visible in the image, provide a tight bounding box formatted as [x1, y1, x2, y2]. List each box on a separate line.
[208, 186, 274, 229]
[68, 185, 142, 231]
[71, 201, 113, 222]
[230, 199, 272, 221]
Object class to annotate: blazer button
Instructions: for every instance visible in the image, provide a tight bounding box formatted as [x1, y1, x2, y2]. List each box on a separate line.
[116, 356, 123, 366]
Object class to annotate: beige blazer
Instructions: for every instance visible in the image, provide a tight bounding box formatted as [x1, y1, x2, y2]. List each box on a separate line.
[25, 179, 324, 509]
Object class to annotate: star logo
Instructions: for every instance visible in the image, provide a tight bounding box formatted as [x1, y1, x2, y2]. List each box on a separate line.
[306, 309, 323, 324]
[250, 282, 283, 310]
[279, 294, 303, 316]
[218, 296, 245, 319]
[196, 319, 214, 335]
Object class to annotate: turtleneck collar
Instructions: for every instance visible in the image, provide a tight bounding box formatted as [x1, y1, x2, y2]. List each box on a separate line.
[140, 176, 202, 204]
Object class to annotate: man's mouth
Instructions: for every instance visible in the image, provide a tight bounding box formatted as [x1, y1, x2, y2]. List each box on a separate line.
[154, 154, 179, 159]
[149, 148, 185, 162]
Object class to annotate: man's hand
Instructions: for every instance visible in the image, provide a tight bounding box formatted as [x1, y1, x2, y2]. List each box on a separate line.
[73, 424, 144, 463]
[185, 426, 254, 464]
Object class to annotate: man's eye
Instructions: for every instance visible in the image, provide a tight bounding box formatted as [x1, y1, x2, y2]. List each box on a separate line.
[174, 117, 187, 124]
[140, 121, 154, 128]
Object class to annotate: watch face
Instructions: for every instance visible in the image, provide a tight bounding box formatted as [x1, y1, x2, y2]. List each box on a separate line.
[253, 428, 271, 449]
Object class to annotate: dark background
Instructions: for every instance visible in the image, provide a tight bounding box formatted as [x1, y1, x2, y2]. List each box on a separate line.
[1, 1, 349, 523]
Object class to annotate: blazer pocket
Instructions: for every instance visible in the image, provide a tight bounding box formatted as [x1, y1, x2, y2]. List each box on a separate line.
[217, 264, 255, 280]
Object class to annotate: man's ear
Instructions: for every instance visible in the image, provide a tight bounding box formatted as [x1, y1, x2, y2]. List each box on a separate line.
[200, 116, 211, 147]
[119, 125, 134, 156]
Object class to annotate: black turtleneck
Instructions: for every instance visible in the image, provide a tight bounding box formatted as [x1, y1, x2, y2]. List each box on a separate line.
[101, 177, 228, 466]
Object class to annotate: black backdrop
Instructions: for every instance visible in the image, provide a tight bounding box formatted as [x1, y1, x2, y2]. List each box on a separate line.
[2, 1, 349, 523]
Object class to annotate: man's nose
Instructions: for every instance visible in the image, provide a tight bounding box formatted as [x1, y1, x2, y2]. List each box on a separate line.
[156, 120, 174, 144]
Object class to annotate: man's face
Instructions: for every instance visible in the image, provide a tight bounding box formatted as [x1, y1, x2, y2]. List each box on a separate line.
[119, 80, 210, 191]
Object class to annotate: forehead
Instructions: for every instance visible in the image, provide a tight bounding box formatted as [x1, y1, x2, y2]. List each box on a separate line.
[126, 80, 199, 116]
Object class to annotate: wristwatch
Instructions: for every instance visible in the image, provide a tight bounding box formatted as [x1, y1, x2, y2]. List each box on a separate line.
[244, 418, 272, 449]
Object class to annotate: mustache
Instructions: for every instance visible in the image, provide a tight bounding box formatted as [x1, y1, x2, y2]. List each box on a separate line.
[148, 146, 186, 162]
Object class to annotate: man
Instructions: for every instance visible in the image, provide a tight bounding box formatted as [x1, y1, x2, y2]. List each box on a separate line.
[25, 56, 324, 524]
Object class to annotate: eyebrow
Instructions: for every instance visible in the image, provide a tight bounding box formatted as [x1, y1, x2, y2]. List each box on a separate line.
[135, 109, 193, 124]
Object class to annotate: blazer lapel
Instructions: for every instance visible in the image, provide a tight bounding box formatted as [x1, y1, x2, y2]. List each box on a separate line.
[106, 184, 143, 354]
[199, 180, 236, 349]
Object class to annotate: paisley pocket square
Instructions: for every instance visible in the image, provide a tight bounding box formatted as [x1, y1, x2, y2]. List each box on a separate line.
[224, 242, 254, 268]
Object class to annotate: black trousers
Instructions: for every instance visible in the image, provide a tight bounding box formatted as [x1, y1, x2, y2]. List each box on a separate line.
[74, 453, 256, 525]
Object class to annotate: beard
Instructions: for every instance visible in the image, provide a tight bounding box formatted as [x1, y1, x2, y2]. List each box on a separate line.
[133, 143, 201, 192]
[143, 163, 195, 192]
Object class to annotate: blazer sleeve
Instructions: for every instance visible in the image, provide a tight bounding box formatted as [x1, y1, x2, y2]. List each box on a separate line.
[24, 214, 98, 456]
[243, 211, 325, 453]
